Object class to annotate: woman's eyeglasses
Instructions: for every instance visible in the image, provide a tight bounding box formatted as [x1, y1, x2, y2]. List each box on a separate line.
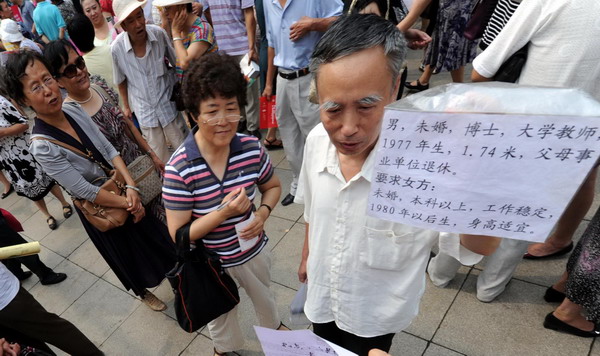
[57, 56, 86, 79]
[29, 76, 57, 95]
[201, 114, 242, 126]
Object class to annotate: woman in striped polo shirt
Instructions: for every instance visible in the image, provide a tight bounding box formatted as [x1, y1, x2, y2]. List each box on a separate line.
[163, 52, 286, 356]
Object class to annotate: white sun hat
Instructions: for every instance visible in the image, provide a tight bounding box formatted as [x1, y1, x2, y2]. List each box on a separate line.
[113, 0, 148, 29]
[0, 19, 24, 43]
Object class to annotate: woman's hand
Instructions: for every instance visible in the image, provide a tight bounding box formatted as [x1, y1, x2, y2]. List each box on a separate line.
[239, 208, 266, 240]
[125, 188, 142, 213]
[151, 153, 165, 175]
[171, 8, 187, 36]
[220, 188, 251, 219]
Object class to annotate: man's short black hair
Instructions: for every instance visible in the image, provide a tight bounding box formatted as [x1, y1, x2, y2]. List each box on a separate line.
[67, 13, 95, 53]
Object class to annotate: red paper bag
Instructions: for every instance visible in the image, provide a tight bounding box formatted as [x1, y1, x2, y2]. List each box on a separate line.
[259, 96, 277, 129]
[0, 208, 23, 232]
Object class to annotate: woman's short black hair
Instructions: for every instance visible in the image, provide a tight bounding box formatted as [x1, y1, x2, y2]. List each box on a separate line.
[43, 39, 77, 77]
[2, 50, 53, 105]
[182, 52, 247, 119]
[68, 14, 96, 53]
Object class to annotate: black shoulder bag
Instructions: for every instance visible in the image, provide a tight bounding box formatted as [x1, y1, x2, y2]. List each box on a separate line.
[166, 223, 240, 333]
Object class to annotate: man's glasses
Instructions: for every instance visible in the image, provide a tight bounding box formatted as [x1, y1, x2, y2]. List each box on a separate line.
[201, 114, 242, 126]
[57, 56, 86, 79]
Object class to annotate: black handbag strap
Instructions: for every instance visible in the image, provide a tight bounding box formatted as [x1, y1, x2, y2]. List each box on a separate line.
[175, 222, 192, 262]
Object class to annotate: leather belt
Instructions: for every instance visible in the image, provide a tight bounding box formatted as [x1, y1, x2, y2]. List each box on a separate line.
[278, 68, 310, 80]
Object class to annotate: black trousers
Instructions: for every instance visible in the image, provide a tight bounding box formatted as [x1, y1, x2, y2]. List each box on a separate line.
[0, 287, 103, 356]
[313, 321, 395, 356]
[0, 221, 53, 279]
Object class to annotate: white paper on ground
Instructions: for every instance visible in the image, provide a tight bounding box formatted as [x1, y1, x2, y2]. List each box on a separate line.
[254, 326, 357, 356]
[236, 212, 259, 252]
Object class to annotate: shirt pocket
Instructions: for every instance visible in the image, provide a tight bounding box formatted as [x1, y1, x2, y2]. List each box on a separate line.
[361, 226, 417, 271]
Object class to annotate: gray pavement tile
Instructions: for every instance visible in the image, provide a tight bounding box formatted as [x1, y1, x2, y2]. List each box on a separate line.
[99, 299, 196, 355]
[433, 272, 593, 356]
[20, 206, 66, 242]
[68, 239, 111, 277]
[61, 278, 141, 346]
[6, 196, 41, 224]
[406, 266, 471, 340]
[389, 332, 428, 356]
[29, 258, 98, 315]
[266, 148, 287, 168]
[509, 221, 587, 288]
[200, 281, 298, 354]
[151, 278, 180, 323]
[181, 334, 217, 356]
[423, 343, 465, 356]
[20, 245, 66, 291]
[38, 213, 87, 257]
[0, 185, 22, 209]
[100, 268, 137, 297]
[475, 221, 587, 289]
[276, 156, 291, 171]
[270, 168, 304, 222]
[591, 340, 599, 356]
[264, 216, 296, 251]
[47, 345, 68, 356]
[270, 222, 305, 289]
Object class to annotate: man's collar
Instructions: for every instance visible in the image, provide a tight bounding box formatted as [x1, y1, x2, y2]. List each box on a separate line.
[317, 138, 378, 183]
[124, 25, 155, 52]
[183, 126, 245, 161]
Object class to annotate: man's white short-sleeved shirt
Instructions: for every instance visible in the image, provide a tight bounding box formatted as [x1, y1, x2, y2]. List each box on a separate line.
[296, 123, 481, 337]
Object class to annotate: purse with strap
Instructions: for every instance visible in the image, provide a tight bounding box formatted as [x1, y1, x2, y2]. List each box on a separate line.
[31, 137, 129, 232]
[166, 223, 240, 333]
[463, 0, 499, 40]
[91, 83, 163, 205]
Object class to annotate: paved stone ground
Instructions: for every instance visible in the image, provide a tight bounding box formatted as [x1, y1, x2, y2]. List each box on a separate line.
[1, 48, 598, 356]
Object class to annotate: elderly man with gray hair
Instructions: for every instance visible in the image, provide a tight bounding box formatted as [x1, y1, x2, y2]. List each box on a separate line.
[295, 14, 500, 355]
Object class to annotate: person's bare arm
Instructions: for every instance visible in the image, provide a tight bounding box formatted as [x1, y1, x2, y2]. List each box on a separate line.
[41, 34, 50, 43]
[459, 234, 501, 255]
[298, 223, 309, 282]
[261, 47, 276, 99]
[123, 117, 165, 174]
[0, 123, 28, 138]
[289, 16, 338, 41]
[396, 0, 432, 32]
[58, 27, 65, 39]
[244, 7, 257, 63]
[117, 80, 132, 119]
[173, 39, 210, 70]
[471, 69, 493, 82]
[204, 7, 212, 26]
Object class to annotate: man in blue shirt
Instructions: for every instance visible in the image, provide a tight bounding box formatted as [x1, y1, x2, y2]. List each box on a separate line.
[32, 0, 66, 43]
[261, 0, 343, 206]
[13, 0, 36, 33]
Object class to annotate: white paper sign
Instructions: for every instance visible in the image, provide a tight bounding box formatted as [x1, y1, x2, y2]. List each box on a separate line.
[367, 110, 600, 242]
[254, 326, 357, 356]
[236, 212, 259, 252]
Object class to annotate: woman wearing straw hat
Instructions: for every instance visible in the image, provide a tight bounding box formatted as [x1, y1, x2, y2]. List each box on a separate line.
[153, 0, 217, 82]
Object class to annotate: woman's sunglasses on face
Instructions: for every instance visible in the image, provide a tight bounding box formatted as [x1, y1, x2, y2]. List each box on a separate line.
[56, 56, 86, 79]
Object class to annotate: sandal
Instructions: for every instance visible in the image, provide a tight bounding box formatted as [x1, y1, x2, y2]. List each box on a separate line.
[63, 204, 73, 219]
[141, 290, 167, 311]
[46, 216, 57, 230]
[404, 79, 429, 92]
[213, 348, 227, 356]
[1, 185, 14, 199]
[263, 138, 283, 150]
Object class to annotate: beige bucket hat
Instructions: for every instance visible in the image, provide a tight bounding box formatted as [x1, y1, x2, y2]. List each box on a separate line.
[113, 0, 147, 29]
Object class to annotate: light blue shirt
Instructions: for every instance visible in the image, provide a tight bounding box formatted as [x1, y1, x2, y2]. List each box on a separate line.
[263, 0, 342, 71]
[32, 1, 67, 41]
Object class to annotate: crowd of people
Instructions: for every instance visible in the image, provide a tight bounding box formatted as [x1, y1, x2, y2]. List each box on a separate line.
[0, 0, 598, 355]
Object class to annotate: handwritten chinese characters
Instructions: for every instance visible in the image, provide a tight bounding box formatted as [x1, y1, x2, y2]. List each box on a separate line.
[367, 111, 600, 242]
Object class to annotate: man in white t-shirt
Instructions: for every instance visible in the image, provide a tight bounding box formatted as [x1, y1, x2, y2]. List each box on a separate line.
[295, 14, 500, 355]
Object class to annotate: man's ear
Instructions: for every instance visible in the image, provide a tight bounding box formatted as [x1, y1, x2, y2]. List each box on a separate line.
[391, 71, 402, 100]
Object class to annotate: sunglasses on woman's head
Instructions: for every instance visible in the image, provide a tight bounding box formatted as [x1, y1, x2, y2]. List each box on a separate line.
[57, 56, 86, 79]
